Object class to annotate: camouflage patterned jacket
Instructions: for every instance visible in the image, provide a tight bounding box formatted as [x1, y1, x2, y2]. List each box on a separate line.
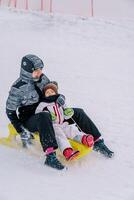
[6, 67, 50, 133]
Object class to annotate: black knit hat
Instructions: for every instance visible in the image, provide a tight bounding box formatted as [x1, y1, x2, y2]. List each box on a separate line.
[21, 54, 44, 73]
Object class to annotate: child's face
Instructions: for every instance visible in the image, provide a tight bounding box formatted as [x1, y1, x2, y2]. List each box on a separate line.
[45, 88, 56, 97]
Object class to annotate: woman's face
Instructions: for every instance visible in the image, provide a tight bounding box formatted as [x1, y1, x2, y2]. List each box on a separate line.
[32, 68, 43, 79]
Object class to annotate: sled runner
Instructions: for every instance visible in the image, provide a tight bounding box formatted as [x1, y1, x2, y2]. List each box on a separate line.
[0, 124, 92, 160]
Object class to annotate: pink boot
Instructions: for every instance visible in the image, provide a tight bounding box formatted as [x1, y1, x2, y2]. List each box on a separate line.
[63, 147, 80, 161]
[82, 135, 94, 148]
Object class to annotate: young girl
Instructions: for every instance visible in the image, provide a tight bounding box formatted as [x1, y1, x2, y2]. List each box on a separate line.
[36, 82, 94, 161]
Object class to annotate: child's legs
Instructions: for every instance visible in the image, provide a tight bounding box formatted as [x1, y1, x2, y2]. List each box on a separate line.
[53, 124, 72, 153]
[63, 123, 85, 141]
[63, 123, 94, 147]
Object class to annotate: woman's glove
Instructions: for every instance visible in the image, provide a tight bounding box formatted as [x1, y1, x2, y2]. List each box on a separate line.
[56, 94, 65, 107]
[20, 126, 32, 148]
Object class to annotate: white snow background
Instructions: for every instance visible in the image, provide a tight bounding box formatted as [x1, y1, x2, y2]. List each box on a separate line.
[0, 1, 134, 200]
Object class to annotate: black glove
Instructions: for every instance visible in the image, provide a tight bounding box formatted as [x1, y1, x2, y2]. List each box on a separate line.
[20, 126, 32, 148]
[56, 94, 65, 106]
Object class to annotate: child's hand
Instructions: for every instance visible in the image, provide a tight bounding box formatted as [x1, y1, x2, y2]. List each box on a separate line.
[50, 112, 57, 121]
[64, 108, 74, 119]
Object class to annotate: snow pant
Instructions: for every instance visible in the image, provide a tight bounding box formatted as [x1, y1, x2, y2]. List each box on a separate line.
[67, 108, 101, 141]
[53, 122, 86, 153]
[23, 112, 58, 152]
[23, 108, 101, 151]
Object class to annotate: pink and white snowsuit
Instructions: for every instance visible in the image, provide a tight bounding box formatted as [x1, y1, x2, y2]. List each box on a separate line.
[36, 102, 86, 153]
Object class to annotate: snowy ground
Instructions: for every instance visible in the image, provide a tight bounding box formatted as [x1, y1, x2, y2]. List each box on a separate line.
[0, 8, 134, 200]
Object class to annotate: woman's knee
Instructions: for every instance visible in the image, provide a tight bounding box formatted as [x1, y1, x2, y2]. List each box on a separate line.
[73, 108, 84, 115]
[37, 112, 52, 122]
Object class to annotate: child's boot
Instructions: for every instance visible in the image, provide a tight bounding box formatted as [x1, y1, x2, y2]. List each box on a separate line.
[82, 135, 94, 148]
[63, 147, 80, 161]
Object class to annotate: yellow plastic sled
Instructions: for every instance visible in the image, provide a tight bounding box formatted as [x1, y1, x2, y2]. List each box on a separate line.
[0, 124, 92, 160]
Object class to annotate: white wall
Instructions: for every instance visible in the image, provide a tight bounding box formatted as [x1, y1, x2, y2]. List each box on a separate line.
[1, 0, 134, 18]
[94, 0, 134, 18]
[0, 0, 92, 15]
[52, 0, 93, 17]
[52, 0, 134, 18]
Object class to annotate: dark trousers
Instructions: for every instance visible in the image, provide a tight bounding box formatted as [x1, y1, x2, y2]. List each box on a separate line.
[72, 108, 101, 141]
[24, 112, 58, 152]
[24, 108, 101, 152]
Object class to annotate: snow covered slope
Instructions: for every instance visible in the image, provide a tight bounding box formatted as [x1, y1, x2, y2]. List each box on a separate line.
[0, 8, 134, 200]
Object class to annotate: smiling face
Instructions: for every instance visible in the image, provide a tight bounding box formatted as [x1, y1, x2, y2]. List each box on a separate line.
[45, 88, 56, 97]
